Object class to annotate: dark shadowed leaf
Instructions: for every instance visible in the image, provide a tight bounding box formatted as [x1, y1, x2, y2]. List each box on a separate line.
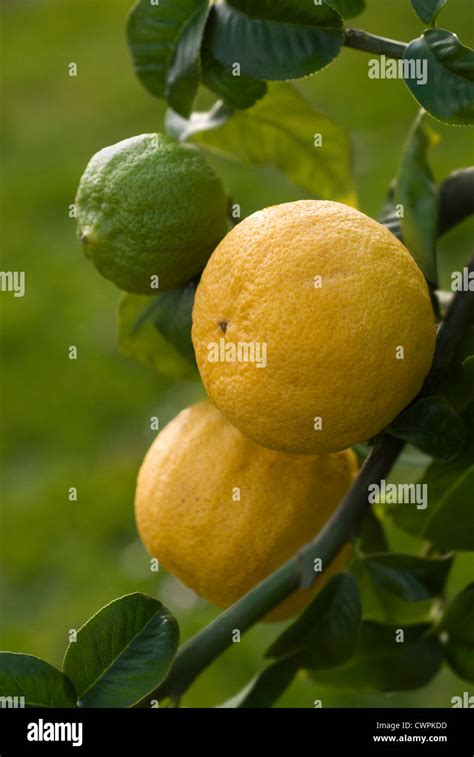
[117, 293, 197, 379]
[388, 396, 466, 460]
[325, 0, 366, 18]
[0, 654, 76, 708]
[266, 574, 361, 669]
[363, 553, 453, 601]
[221, 657, 299, 708]
[165, 2, 210, 117]
[404, 30, 474, 125]
[150, 281, 197, 365]
[394, 111, 439, 286]
[440, 355, 474, 415]
[438, 168, 474, 235]
[201, 44, 267, 109]
[411, 0, 447, 25]
[440, 584, 474, 683]
[358, 510, 389, 554]
[128, 0, 209, 116]
[63, 593, 179, 708]
[192, 83, 357, 204]
[310, 622, 443, 691]
[392, 417, 474, 552]
[205, 1, 344, 81]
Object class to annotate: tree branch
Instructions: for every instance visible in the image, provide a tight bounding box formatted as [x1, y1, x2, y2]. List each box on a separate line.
[343, 28, 408, 59]
[137, 269, 473, 706]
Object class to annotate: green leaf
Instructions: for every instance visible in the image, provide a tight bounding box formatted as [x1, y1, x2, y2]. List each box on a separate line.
[411, 0, 447, 25]
[201, 44, 267, 109]
[394, 111, 439, 286]
[148, 281, 197, 365]
[442, 584, 474, 644]
[266, 575, 361, 669]
[363, 553, 453, 602]
[392, 456, 474, 551]
[325, 0, 366, 19]
[127, 0, 209, 116]
[404, 29, 474, 125]
[441, 584, 474, 682]
[165, 2, 211, 118]
[205, 1, 344, 81]
[117, 293, 197, 379]
[351, 559, 437, 626]
[221, 657, 299, 708]
[192, 83, 357, 205]
[388, 395, 467, 461]
[63, 593, 179, 708]
[440, 355, 474, 415]
[0, 653, 76, 708]
[310, 622, 443, 691]
[445, 642, 474, 683]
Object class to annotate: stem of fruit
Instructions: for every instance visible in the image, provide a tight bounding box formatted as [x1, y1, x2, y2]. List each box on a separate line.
[137, 269, 473, 706]
[344, 28, 408, 59]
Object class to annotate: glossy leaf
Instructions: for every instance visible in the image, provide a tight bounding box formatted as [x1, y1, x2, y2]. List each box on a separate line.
[411, 0, 447, 25]
[192, 83, 357, 205]
[205, 1, 344, 81]
[128, 0, 209, 116]
[325, 0, 366, 18]
[388, 395, 467, 461]
[201, 44, 267, 109]
[0, 653, 76, 708]
[404, 30, 474, 125]
[310, 622, 443, 691]
[63, 593, 179, 708]
[394, 112, 439, 286]
[441, 584, 474, 682]
[166, 2, 210, 117]
[392, 448, 474, 551]
[266, 574, 361, 669]
[363, 553, 453, 601]
[117, 293, 197, 379]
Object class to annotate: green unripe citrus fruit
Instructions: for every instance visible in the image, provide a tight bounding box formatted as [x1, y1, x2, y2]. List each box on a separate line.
[76, 133, 229, 294]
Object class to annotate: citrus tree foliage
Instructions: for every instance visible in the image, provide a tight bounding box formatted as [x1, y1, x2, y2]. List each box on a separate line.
[1, 0, 472, 708]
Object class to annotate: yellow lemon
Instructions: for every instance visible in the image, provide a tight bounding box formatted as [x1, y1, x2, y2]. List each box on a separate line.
[135, 400, 357, 621]
[192, 200, 436, 454]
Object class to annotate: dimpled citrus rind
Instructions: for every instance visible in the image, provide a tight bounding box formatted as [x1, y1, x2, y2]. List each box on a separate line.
[135, 400, 358, 622]
[192, 200, 436, 454]
[76, 133, 229, 294]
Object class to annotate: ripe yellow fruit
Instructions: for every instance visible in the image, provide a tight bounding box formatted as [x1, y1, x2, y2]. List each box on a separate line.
[192, 200, 436, 454]
[135, 401, 358, 621]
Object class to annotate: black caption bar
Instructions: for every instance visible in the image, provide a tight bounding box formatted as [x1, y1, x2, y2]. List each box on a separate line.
[0, 707, 472, 755]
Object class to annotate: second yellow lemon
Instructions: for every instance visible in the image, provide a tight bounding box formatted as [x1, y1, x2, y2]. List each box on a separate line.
[192, 200, 436, 454]
[135, 401, 357, 621]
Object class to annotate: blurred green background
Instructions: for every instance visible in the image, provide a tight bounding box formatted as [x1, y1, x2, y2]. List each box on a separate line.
[1, 0, 473, 708]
